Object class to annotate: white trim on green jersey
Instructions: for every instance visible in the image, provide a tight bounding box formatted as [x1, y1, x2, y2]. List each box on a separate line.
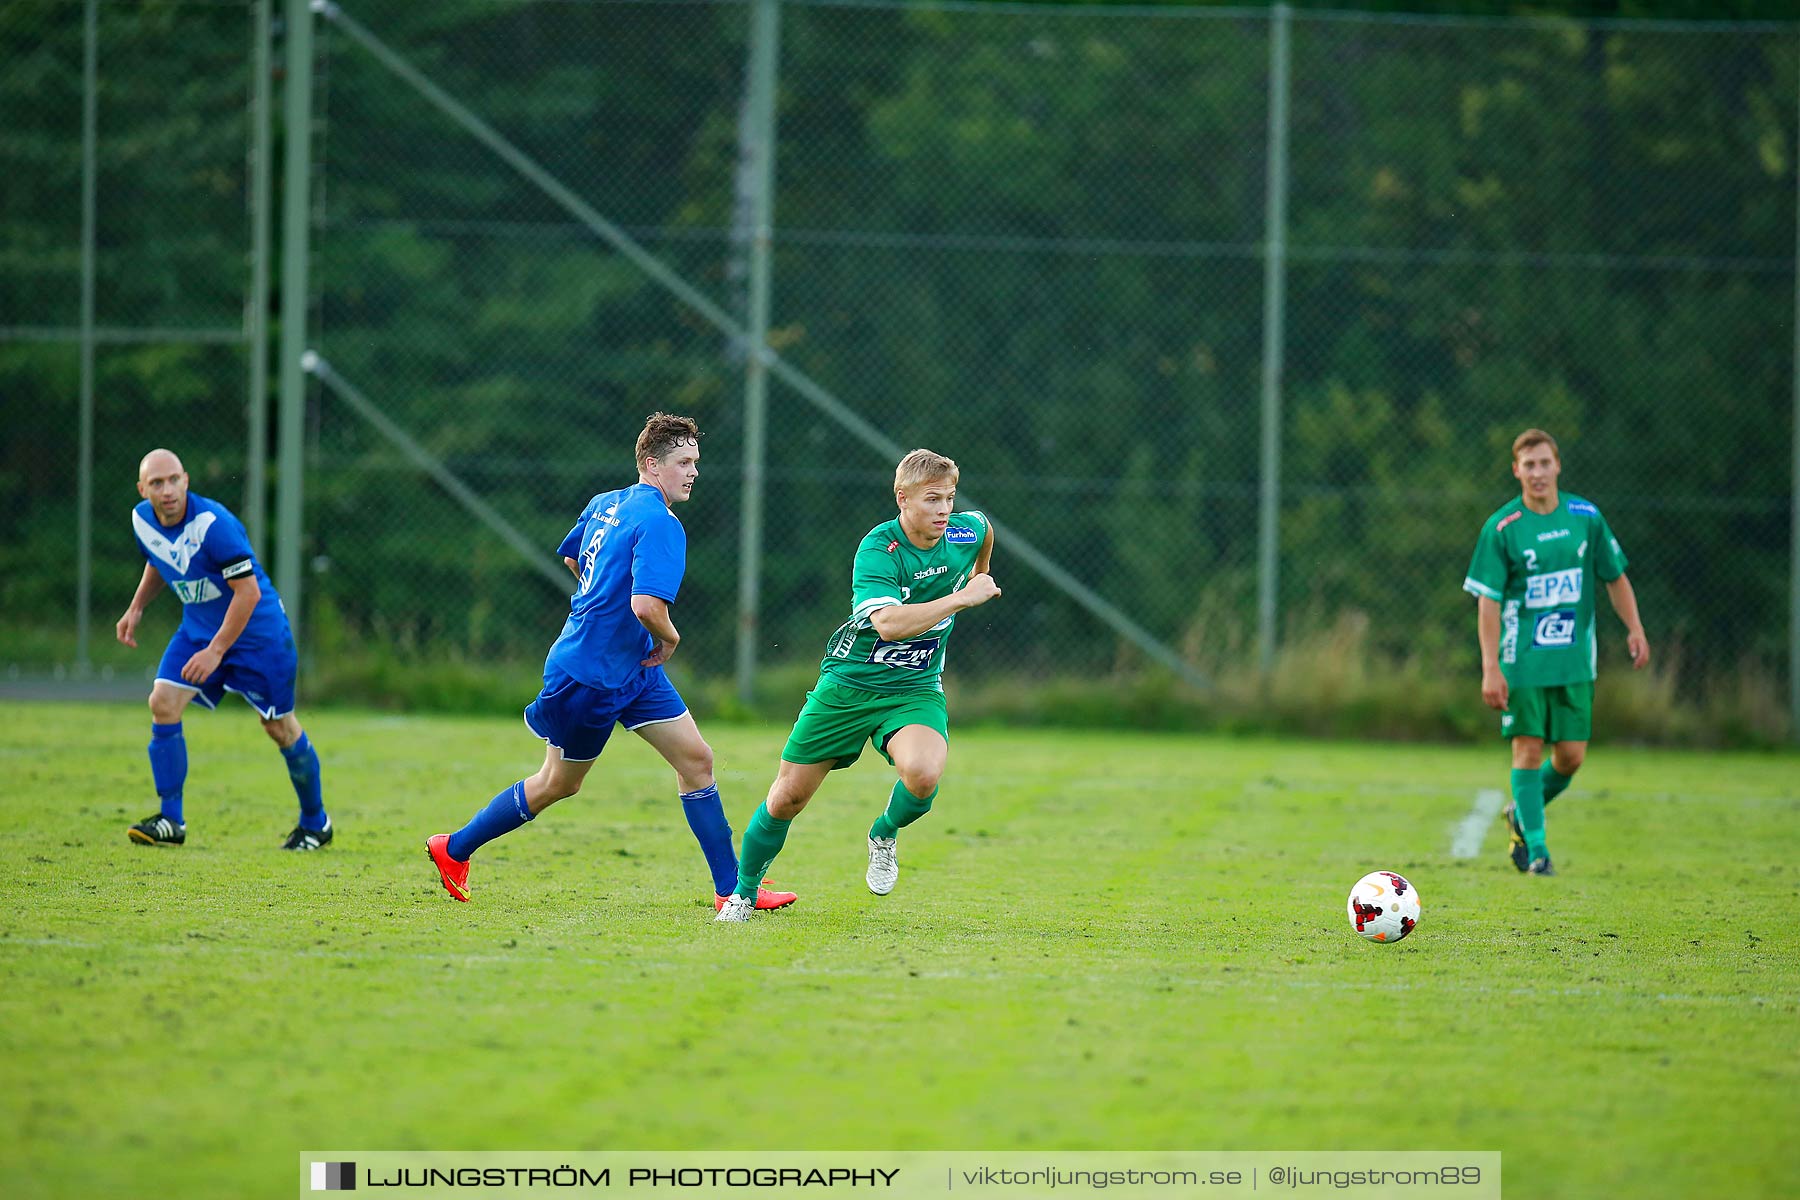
[1464, 493, 1627, 689]
[816, 510, 989, 695]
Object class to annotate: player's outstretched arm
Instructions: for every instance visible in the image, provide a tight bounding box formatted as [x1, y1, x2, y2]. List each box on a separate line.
[1605, 574, 1650, 669]
[974, 522, 995, 576]
[870, 573, 1001, 643]
[563, 556, 580, 580]
[630, 594, 680, 667]
[116, 562, 167, 648]
[1475, 595, 1507, 711]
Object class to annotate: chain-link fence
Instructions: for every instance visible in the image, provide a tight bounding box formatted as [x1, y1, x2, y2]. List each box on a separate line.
[5, 0, 1797, 740]
[1, 0, 266, 682]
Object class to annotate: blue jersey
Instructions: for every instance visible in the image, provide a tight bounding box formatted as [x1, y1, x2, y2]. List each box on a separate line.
[544, 483, 686, 691]
[131, 493, 288, 642]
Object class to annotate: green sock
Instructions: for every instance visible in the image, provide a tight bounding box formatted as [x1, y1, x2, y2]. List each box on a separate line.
[869, 780, 937, 840]
[1541, 765, 1574, 809]
[1511, 767, 1548, 860]
[734, 802, 791, 898]
[1540, 766, 1569, 813]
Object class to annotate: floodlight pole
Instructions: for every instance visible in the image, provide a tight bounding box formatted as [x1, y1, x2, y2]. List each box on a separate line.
[75, 0, 98, 674]
[735, 0, 782, 706]
[276, 0, 316, 623]
[246, 0, 275, 551]
[1789, 54, 1800, 744]
[1256, 4, 1292, 679]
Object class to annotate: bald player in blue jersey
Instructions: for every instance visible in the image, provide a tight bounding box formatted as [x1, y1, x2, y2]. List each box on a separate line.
[116, 448, 331, 849]
[426, 413, 795, 913]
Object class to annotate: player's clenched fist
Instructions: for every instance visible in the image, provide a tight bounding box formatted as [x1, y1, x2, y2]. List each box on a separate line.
[957, 573, 1001, 608]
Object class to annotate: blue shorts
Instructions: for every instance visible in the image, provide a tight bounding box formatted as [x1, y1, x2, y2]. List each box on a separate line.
[156, 625, 297, 719]
[523, 663, 688, 762]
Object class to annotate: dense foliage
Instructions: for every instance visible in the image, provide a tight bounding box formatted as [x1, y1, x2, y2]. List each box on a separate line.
[3, 0, 1794, 719]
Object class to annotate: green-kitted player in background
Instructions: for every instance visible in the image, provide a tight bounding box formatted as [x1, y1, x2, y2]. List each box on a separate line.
[1463, 429, 1650, 876]
[717, 449, 1000, 921]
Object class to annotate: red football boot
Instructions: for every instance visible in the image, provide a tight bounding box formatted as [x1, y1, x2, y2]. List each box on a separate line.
[715, 881, 797, 912]
[426, 833, 471, 902]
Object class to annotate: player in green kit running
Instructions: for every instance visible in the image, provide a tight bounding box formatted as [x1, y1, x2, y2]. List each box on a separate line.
[716, 449, 1000, 921]
[1463, 429, 1650, 877]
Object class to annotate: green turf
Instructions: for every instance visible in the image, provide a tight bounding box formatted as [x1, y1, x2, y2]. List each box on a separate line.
[2, 701, 1795, 1199]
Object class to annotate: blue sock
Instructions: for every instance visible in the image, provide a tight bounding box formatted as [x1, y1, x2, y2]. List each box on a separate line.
[447, 781, 533, 862]
[148, 722, 186, 825]
[280, 732, 327, 831]
[680, 783, 738, 895]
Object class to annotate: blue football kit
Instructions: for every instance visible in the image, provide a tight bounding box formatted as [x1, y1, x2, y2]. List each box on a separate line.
[525, 482, 690, 761]
[129, 492, 326, 843]
[132, 494, 296, 718]
[441, 480, 745, 902]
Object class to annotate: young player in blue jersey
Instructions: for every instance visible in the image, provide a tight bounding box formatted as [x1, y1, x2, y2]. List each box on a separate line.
[115, 449, 331, 850]
[426, 413, 795, 913]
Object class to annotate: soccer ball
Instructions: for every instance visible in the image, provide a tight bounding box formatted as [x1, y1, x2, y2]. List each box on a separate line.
[1347, 871, 1420, 943]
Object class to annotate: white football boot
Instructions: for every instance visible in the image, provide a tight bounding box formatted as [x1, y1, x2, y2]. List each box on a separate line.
[866, 836, 899, 895]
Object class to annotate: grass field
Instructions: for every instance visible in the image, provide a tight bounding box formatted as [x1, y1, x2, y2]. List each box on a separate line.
[2, 700, 1796, 1199]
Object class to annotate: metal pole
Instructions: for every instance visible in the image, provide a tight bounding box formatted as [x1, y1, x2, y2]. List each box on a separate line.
[1256, 4, 1292, 678]
[1789, 41, 1800, 744]
[276, 0, 315, 622]
[305, 354, 571, 590]
[735, 0, 782, 705]
[245, 0, 274, 551]
[323, 2, 1208, 692]
[75, 0, 98, 674]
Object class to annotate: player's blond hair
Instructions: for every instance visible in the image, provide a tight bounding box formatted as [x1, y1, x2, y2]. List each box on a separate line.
[894, 448, 958, 496]
[636, 412, 701, 468]
[1511, 428, 1559, 463]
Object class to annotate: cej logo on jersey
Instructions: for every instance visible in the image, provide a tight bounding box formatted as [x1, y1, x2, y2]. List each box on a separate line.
[868, 637, 939, 671]
[1524, 568, 1581, 609]
[1533, 609, 1577, 647]
[944, 526, 978, 544]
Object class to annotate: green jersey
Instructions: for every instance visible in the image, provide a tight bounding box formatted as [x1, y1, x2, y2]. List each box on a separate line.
[817, 510, 990, 695]
[1464, 493, 1628, 688]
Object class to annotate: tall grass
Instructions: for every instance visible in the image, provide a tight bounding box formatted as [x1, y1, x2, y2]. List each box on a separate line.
[7, 610, 1790, 748]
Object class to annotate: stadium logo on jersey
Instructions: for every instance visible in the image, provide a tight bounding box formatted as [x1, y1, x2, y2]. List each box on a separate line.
[1533, 609, 1577, 648]
[868, 637, 940, 671]
[913, 565, 947, 580]
[944, 526, 978, 544]
[1524, 568, 1582, 609]
[170, 578, 223, 605]
[1568, 500, 1599, 516]
[1536, 528, 1570, 542]
[133, 509, 217, 575]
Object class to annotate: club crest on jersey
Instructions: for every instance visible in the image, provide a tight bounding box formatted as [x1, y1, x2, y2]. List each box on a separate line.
[868, 637, 939, 671]
[133, 509, 218, 575]
[944, 526, 978, 545]
[1533, 609, 1577, 647]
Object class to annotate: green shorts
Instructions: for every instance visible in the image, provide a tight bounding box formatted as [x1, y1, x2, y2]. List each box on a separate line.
[780, 679, 949, 770]
[1501, 681, 1594, 743]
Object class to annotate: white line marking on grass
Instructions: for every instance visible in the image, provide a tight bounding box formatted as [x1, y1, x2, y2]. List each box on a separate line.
[1451, 788, 1505, 858]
